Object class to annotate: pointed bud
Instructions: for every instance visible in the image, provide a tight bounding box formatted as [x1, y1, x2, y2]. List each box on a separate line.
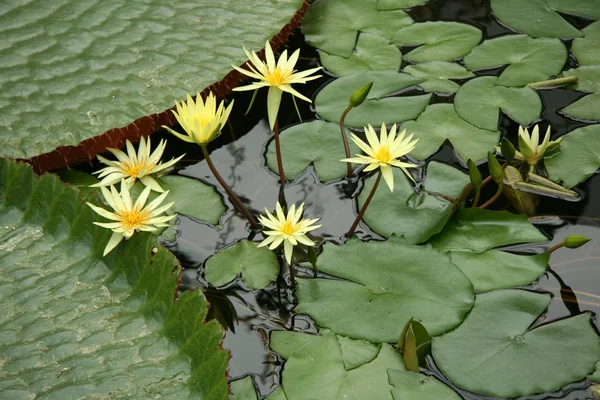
[500, 138, 516, 163]
[518, 134, 536, 163]
[349, 82, 373, 108]
[488, 152, 503, 184]
[564, 235, 591, 249]
[467, 159, 482, 189]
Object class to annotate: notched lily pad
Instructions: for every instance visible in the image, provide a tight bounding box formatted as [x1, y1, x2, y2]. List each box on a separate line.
[404, 61, 474, 93]
[561, 93, 600, 122]
[572, 21, 600, 67]
[388, 369, 461, 400]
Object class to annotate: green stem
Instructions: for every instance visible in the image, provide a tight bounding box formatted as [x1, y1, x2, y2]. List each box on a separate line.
[472, 188, 481, 207]
[346, 170, 381, 238]
[288, 257, 296, 288]
[454, 162, 508, 207]
[479, 182, 504, 209]
[528, 76, 578, 89]
[273, 119, 286, 185]
[548, 242, 565, 254]
[201, 145, 260, 230]
[339, 105, 353, 178]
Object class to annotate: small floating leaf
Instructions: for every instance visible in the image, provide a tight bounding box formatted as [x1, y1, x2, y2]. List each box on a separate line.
[388, 370, 461, 400]
[572, 21, 600, 67]
[404, 61, 474, 93]
[561, 93, 600, 122]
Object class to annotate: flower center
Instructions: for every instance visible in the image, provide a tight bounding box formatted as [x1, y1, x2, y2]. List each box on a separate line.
[265, 67, 291, 85]
[375, 146, 391, 163]
[123, 162, 144, 178]
[194, 114, 212, 128]
[282, 220, 295, 235]
[120, 210, 149, 230]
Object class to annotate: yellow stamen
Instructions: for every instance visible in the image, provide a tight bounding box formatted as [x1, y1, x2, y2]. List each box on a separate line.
[265, 67, 292, 85]
[194, 114, 212, 128]
[282, 220, 295, 235]
[123, 162, 143, 177]
[375, 146, 391, 163]
[120, 210, 149, 230]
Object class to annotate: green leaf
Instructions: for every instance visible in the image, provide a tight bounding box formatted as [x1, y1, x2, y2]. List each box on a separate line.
[204, 240, 279, 290]
[454, 76, 542, 131]
[265, 120, 359, 182]
[589, 361, 600, 383]
[572, 21, 600, 67]
[337, 336, 381, 370]
[377, 0, 431, 10]
[265, 388, 287, 400]
[0, 160, 228, 398]
[545, 124, 600, 188]
[392, 22, 482, 62]
[360, 162, 470, 244]
[404, 62, 474, 93]
[429, 208, 547, 253]
[388, 370, 461, 400]
[563, 66, 600, 92]
[54, 168, 100, 198]
[0, 0, 304, 159]
[463, 35, 567, 87]
[450, 251, 549, 292]
[561, 93, 600, 121]
[302, 0, 413, 58]
[159, 175, 225, 225]
[490, 0, 600, 38]
[319, 33, 402, 77]
[315, 71, 429, 127]
[402, 104, 500, 161]
[296, 237, 474, 342]
[230, 376, 258, 400]
[432, 290, 600, 397]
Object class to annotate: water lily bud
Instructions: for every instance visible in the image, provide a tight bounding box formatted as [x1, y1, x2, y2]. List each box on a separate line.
[564, 234, 591, 249]
[488, 152, 503, 184]
[349, 82, 373, 108]
[500, 138, 515, 163]
[518, 133, 535, 162]
[467, 159, 482, 189]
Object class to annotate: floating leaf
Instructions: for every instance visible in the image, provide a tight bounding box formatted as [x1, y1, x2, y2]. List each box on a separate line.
[204, 240, 279, 290]
[265, 120, 359, 182]
[265, 388, 287, 400]
[432, 290, 600, 397]
[296, 237, 474, 342]
[0, 160, 228, 398]
[561, 93, 600, 122]
[337, 336, 381, 370]
[302, 0, 412, 58]
[230, 376, 258, 400]
[378, 0, 431, 10]
[545, 125, 600, 188]
[315, 71, 429, 127]
[563, 66, 600, 92]
[360, 162, 469, 244]
[0, 0, 304, 159]
[404, 61, 474, 93]
[402, 104, 500, 161]
[589, 361, 600, 383]
[54, 168, 100, 198]
[572, 21, 600, 67]
[392, 22, 482, 62]
[319, 33, 402, 77]
[463, 35, 567, 87]
[560, 66, 600, 121]
[490, 0, 600, 38]
[388, 370, 461, 400]
[454, 76, 542, 131]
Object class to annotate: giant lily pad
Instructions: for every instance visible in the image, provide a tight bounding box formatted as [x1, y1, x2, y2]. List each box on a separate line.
[296, 236, 474, 342]
[432, 289, 600, 397]
[404, 62, 474, 93]
[388, 370, 461, 400]
[545, 124, 600, 188]
[0, 0, 304, 159]
[359, 162, 469, 244]
[302, 0, 413, 58]
[314, 71, 429, 127]
[572, 21, 600, 67]
[265, 120, 359, 182]
[463, 35, 567, 87]
[392, 22, 482, 62]
[490, 0, 600, 38]
[454, 76, 542, 131]
[319, 33, 402, 77]
[401, 104, 500, 161]
[0, 160, 228, 398]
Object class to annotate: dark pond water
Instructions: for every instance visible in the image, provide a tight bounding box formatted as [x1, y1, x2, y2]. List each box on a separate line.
[79, 0, 600, 398]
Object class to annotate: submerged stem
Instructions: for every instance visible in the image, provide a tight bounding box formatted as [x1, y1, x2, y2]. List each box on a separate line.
[273, 119, 287, 185]
[346, 170, 382, 238]
[201, 145, 260, 229]
[479, 182, 504, 209]
[339, 105, 353, 178]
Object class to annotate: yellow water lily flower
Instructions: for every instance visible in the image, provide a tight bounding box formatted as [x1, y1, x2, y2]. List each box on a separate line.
[232, 41, 322, 130]
[87, 180, 176, 256]
[91, 136, 183, 192]
[257, 202, 321, 264]
[163, 92, 233, 145]
[514, 125, 562, 165]
[341, 123, 419, 192]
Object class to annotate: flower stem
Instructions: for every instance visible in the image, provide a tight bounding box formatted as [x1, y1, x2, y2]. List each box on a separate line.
[346, 170, 381, 238]
[479, 182, 504, 209]
[548, 242, 565, 254]
[201, 145, 260, 229]
[273, 119, 287, 185]
[454, 162, 508, 208]
[288, 257, 296, 288]
[339, 105, 353, 178]
[472, 188, 481, 207]
[528, 76, 578, 89]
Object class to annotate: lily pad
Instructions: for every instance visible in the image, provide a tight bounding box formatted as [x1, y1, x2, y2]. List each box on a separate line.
[296, 236, 475, 342]
[230, 376, 258, 400]
[563, 66, 600, 92]
[302, 0, 413, 58]
[265, 120, 359, 182]
[454, 76, 542, 131]
[560, 67, 600, 121]
[432, 289, 600, 397]
[388, 370, 461, 400]
[463, 35, 567, 87]
[545, 124, 600, 188]
[319, 33, 402, 77]
[561, 93, 600, 122]
[314, 71, 429, 127]
[359, 162, 469, 244]
[572, 21, 600, 66]
[404, 62, 474, 93]
[490, 0, 600, 38]
[0, 0, 304, 159]
[402, 104, 500, 161]
[204, 240, 279, 290]
[0, 160, 228, 398]
[378, 0, 431, 10]
[392, 22, 482, 62]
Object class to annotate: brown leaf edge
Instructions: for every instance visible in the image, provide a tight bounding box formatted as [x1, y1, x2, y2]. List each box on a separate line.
[23, 0, 311, 175]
